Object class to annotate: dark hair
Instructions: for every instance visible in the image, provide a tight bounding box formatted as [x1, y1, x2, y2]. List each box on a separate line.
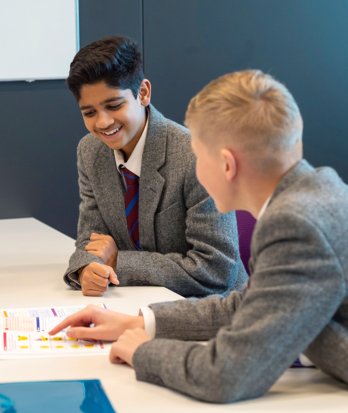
[67, 35, 144, 100]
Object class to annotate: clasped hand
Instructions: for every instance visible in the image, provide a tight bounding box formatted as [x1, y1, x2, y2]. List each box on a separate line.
[79, 233, 119, 296]
[85, 233, 118, 267]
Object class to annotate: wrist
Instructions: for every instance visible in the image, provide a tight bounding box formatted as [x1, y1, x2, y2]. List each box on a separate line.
[108, 255, 117, 269]
[131, 315, 145, 330]
[77, 266, 86, 284]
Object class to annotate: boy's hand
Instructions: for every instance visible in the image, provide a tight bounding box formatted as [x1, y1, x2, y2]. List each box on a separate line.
[48, 304, 144, 342]
[110, 328, 151, 366]
[85, 233, 118, 268]
[79, 262, 119, 296]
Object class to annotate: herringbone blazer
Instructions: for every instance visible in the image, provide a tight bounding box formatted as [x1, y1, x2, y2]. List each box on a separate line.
[133, 160, 348, 402]
[64, 105, 247, 297]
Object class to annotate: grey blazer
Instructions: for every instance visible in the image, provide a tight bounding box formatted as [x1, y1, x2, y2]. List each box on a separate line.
[133, 160, 348, 402]
[64, 105, 247, 297]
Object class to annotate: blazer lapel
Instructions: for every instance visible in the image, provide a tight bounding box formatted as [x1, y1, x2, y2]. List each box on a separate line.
[268, 159, 314, 207]
[139, 106, 166, 251]
[93, 144, 134, 250]
[250, 159, 314, 270]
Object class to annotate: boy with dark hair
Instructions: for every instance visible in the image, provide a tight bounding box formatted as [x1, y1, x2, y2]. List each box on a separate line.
[64, 35, 247, 297]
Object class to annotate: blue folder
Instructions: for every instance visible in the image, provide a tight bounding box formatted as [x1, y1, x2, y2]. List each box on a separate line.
[0, 379, 115, 413]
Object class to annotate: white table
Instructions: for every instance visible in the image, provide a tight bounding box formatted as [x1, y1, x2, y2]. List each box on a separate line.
[0, 218, 347, 412]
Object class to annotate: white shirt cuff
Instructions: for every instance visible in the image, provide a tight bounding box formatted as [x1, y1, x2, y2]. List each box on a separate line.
[299, 353, 315, 367]
[139, 306, 156, 339]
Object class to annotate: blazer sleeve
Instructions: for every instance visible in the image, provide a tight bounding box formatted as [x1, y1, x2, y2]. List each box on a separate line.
[116, 157, 248, 297]
[132, 210, 345, 402]
[63, 142, 107, 288]
[148, 290, 245, 341]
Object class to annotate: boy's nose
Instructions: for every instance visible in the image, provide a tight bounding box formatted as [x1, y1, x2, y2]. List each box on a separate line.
[96, 112, 114, 129]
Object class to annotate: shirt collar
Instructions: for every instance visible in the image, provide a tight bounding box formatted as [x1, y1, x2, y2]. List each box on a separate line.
[114, 115, 149, 177]
[257, 196, 271, 220]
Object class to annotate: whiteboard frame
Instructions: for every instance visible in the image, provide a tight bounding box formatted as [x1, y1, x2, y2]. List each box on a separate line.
[0, 0, 79, 82]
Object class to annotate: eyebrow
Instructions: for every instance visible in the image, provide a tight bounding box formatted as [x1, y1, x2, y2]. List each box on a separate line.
[79, 97, 124, 110]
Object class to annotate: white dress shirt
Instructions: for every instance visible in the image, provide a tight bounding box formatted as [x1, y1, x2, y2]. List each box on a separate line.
[112, 116, 156, 337]
[113, 116, 149, 180]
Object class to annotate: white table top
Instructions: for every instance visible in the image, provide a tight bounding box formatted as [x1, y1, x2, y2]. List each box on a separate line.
[0, 218, 347, 412]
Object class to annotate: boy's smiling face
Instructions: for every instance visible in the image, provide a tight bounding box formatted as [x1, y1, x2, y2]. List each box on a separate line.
[78, 80, 150, 158]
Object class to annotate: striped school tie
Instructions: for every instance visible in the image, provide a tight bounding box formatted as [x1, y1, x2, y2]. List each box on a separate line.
[121, 167, 141, 250]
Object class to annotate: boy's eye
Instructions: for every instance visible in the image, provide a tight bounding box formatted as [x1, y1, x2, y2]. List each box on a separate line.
[82, 111, 95, 118]
[107, 103, 122, 111]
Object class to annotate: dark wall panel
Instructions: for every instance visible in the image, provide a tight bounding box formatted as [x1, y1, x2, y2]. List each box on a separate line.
[0, 77, 82, 237]
[0, 0, 142, 237]
[144, 0, 348, 181]
[79, 0, 142, 48]
[1, 0, 348, 238]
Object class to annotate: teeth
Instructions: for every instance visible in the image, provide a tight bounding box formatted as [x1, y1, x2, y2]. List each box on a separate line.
[104, 127, 120, 136]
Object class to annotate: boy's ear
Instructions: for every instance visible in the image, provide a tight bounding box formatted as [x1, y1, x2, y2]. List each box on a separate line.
[221, 148, 237, 181]
[139, 79, 151, 106]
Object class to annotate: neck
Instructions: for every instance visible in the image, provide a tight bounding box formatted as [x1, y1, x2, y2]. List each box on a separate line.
[242, 158, 301, 219]
[122, 108, 148, 161]
[245, 181, 276, 219]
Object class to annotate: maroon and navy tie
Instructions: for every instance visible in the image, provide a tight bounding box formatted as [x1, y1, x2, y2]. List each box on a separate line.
[121, 167, 141, 250]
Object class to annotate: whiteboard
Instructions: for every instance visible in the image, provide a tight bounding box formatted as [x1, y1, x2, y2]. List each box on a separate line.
[0, 0, 79, 81]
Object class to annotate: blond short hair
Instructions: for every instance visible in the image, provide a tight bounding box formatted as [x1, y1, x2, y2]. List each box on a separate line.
[185, 70, 303, 154]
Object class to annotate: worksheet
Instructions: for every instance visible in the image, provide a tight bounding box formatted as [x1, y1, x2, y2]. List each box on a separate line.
[0, 305, 111, 358]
